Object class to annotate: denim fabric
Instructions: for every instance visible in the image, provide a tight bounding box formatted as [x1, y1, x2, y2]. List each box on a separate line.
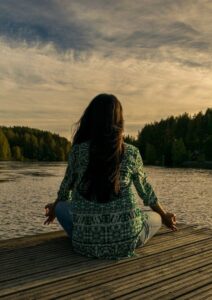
[136, 211, 162, 247]
[55, 201, 73, 238]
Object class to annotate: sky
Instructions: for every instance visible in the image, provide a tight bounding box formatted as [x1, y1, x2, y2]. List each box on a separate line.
[0, 0, 212, 139]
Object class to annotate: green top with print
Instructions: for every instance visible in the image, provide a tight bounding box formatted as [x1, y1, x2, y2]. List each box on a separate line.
[56, 141, 158, 259]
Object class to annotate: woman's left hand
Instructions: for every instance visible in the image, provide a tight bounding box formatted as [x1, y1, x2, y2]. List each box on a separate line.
[44, 203, 56, 225]
[162, 212, 177, 231]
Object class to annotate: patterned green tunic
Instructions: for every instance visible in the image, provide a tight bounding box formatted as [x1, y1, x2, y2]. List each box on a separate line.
[57, 141, 158, 259]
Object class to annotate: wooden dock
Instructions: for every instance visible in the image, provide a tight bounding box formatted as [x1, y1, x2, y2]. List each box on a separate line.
[0, 224, 211, 299]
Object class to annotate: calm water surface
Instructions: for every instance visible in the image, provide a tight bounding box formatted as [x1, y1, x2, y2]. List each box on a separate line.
[0, 161, 211, 240]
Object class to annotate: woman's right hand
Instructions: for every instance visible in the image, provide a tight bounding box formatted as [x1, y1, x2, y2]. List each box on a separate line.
[44, 203, 56, 225]
[162, 212, 177, 231]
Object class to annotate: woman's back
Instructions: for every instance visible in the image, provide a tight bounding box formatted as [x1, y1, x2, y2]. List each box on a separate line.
[59, 141, 158, 259]
[72, 140, 141, 201]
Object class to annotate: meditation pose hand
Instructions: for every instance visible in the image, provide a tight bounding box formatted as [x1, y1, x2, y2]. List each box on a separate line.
[44, 203, 55, 225]
[150, 202, 177, 231]
[162, 212, 177, 231]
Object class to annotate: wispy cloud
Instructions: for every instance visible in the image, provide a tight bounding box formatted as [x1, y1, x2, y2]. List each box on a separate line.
[0, 0, 211, 137]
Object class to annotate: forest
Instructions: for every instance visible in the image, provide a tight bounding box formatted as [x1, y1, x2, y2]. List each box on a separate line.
[0, 126, 71, 161]
[0, 108, 211, 167]
[125, 108, 212, 167]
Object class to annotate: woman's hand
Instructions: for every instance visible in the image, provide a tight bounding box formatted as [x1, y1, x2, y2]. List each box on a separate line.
[150, 202, 177, 232]
[44, 203, 56, 225]
[162, 212, 177, 231]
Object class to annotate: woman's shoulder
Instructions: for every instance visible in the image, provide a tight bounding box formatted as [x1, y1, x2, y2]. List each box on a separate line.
[68, 141, 89, 162]
[77, 141, 90, 153]
[71, 141, 90, 151]
[123, 142, 139, 157]
[71, 141, 139, 158]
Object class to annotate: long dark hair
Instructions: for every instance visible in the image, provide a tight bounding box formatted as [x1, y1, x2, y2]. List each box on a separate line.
[72, 93, 125, 203]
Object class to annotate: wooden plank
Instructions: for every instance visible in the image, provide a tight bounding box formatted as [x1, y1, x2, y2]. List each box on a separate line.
[0, 225, 209, 267]
[1, 238, 211, 292]
[0, 224, 186, 245]
[2, 240, 210, 287]
[1, 231, 211, 287]
[136, 234, 211, 259]
[161, 277, 212, 300]
[0, 231, 66, 251]
[138, 226, 211, 246]
[0, 233, 210, 292]
[57, 253, 212, 300]
[0, 224, 197, 252]
[176, 283, 212, 300]
[2, 235, 208, 275]
[0, 225, 211, 300]
[1, 252, 90, 276]
[0, 237, 72, 258]
[2, 247, 211, 299]
[118, 265, 212, 299]
[1, 225, 210, 267]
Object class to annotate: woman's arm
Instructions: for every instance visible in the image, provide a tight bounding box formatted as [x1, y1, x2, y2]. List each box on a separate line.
[132, 148, 177, 231]
[44, 144, 78, 225]
[53, 144, 78, 208]
[132, 147, 159, 207]
[52, 162, 73, 209]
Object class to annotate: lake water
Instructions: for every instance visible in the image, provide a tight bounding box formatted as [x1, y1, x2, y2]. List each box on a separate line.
[0, 162, 211, 240]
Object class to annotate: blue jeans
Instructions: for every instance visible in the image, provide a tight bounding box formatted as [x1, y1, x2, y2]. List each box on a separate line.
[136, 211, 162, 247]
[55, 201, 73, 238]
[55, 201, 162, 247]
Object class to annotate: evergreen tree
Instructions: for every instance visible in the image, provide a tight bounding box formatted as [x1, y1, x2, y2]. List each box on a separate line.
[136, 108, 211, 167]
[0, 126, 71, 161]
[145, 143, 157, 164]
[172, 138, 187, 166]
[12, 146, 22, 161]
[56, 147, 65, 161]
[0, 129, 11, 160]
[204, 136, 212, 160]
[164, 141, 173, 167]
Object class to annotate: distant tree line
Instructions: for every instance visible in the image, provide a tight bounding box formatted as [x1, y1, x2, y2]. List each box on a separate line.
[1, 108, 211, 166]
[124, 108, 212, 167]
[0, 126, 71, 161]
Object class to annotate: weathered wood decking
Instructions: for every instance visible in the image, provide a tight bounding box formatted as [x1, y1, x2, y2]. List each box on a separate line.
[0, 224, 211, 300]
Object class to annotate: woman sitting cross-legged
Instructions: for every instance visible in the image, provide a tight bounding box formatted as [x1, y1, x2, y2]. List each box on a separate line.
[44, 93, 177, 260]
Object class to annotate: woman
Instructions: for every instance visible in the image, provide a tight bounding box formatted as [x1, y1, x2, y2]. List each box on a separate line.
[44, 93, 177, 260]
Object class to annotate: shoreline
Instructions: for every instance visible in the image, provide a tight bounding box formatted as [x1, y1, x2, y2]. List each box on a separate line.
[1, 160, 212, 170]
[145, 160, 212, 170]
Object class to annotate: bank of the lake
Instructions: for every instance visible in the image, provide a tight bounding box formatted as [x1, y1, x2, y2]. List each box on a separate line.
[144, 160, 212, 170]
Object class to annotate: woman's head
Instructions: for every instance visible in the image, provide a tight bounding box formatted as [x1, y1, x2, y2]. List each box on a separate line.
[72, 93, 125, 203]
[72, 93, 124, 144]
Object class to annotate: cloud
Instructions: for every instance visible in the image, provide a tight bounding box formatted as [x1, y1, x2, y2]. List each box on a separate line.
[0, 0, 211, 137]
[0, 0, 92, 51]
[1, 0, 212, 58]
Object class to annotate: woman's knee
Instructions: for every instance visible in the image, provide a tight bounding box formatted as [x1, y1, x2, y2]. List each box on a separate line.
[54, 201, 67, 218]
[152, 211, 162, 228]
[145, 211, 162, 230]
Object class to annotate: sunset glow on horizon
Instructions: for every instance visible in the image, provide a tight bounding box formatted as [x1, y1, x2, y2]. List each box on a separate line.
[0, 0, 212, 139]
